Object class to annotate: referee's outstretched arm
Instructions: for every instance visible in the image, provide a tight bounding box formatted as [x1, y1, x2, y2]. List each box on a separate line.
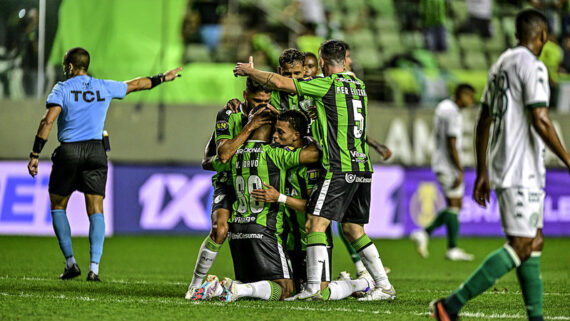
[125, 66, 183, 94]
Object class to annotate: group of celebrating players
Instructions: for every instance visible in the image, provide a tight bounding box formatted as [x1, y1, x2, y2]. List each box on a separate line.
[184, 40, 396, 302]
[28, 7, 570, 320]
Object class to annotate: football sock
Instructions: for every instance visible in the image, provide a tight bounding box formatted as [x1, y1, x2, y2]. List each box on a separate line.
[337, 223, 364, 271]
[326, 278, 370, 300]
[236, 281, 281, 301]
[189, 236, 221, 289]
[65, 256, 76, 269]
[353, 234, 390, 289]
[517, 252, 543, 319]
[425, 208, 452, 235]
[88, 213, 105, 264]
[446, 208, 459, 249]
[306, 232, 329, 293]
[444, 245, 519, 314]
[89, 262, 99, 275]
[51, 210, 74, 260]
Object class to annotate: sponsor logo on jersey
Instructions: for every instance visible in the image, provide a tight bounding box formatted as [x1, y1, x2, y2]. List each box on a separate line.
[236, 147, 263, 154]
[233, 216, 256, 224]
[228, 232, 263, 240]
[216, 120, 229, 130]
[214, 194, 225, 204]
[345, 173, 356, 183]
[284, 146, 297, 152]
[307, 169, 320, 184]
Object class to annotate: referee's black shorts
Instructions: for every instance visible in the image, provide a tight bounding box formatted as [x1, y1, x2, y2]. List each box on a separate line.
[49, 140, 108, 197]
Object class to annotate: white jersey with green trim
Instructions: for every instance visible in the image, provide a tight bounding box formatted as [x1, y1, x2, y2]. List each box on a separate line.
[481, 46, 550, 189]
[432, 98, 462, 175]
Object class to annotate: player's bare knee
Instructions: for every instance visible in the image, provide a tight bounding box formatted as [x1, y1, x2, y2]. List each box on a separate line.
[509, 237, 533, 261]
[532, 230, 544, 252]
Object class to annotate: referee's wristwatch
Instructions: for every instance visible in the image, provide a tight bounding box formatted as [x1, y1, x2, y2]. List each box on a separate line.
[29, 152, 39, 159]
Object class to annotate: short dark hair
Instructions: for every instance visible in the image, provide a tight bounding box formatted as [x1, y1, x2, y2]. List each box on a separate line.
[454, 83, 475, 98]
[319, 40, 346, 67]
[246, 77, 272, 94]
[64, 47, 90, 71]
[515, 9, 548, 42]
[277, 110, 309, 137]
[303, 51, 317, 61]
[279, 48, 305, 68]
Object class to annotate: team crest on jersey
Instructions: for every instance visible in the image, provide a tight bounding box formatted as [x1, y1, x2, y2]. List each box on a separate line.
[307, 169, 320, 184]
[284, 146, 297, 152]
[216, 121, 229, 130]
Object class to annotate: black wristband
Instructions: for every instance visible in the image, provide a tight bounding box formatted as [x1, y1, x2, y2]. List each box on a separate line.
[149, 73, 165, 88]
[29, 152, 39, 159]
[32, 136, 47, 154]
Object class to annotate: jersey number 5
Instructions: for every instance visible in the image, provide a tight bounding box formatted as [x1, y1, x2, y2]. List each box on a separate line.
[353, 100, 364, 139]
[236, 175, 264, 214]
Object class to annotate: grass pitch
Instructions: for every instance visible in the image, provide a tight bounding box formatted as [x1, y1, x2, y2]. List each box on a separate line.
[0, 235, 568, 320]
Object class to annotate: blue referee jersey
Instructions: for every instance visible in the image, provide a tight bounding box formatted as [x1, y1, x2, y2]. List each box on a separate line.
[46, 75, 127, 143]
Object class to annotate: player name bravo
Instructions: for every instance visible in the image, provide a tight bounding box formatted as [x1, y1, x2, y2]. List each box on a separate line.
[336, 86, 367, 97]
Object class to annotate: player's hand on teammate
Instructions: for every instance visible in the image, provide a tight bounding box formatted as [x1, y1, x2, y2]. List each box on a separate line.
[473, 175, 490, 207]
[251, 182, 280, 203]
[248, 106, 274, 129]
[306, 105, 318, 120]
[163, 67, 183, 81]
[224, 98, 241, 113]
[233, 56, 254, 77]
[27, 157, 39, 178]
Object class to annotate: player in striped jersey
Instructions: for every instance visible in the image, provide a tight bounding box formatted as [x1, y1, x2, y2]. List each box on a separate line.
[431, 10, 570, 321]
[251, 110, 374, 300]
[185, 79, 274, 300]
[195, 106, 322, 301]
[234, 40, 395, 301]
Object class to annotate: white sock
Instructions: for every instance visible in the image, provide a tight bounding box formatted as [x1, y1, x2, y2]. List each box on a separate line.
[66, 256, 76, 268]
[236, 281, 271, 300]
[359, 244, 391, 289]
[89, 262, 99, 274]
[354, 260, 366, 274]
[306, 245, 329, 293]
[328, 278, 369, 300]
[189, 237, 220, 289]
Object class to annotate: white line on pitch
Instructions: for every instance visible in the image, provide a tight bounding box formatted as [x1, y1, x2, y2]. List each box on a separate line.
[1, 292, 569, 320]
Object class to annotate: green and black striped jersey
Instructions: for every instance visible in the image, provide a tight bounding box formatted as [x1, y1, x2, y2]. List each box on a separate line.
[270, 90, 315, 113]
[222, 140, 302, 234]
[293, 73, 372, 173]
[210, 107, 247, 185]
[283, 163, 320, 251]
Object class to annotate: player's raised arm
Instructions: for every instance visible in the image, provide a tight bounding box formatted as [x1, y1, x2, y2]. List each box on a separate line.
[28, 106, 62, 177]
[125, 66, 183, 94]
[530, 107, 570, 172]
[473, 104, 492, 207]
[233, 56, 297, 94]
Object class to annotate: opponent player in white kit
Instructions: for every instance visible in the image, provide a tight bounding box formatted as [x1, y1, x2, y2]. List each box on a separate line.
[431, 9, 570, 321]
[411, 84, 476, 261]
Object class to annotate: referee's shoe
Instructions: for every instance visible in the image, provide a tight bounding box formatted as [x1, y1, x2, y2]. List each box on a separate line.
[60, 263, 81, 280]
[86, 271, 101, 282]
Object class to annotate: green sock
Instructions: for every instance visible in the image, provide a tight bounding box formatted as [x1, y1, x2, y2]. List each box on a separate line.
[517, 253, 543, 319]
[444, 245, 519, 313]
[268, 281, 282, 301]
[337, 223, 361, 264]
[425, 209, 452, 235]
[446, 210, 459, 249]
[321, 286, 331, 300]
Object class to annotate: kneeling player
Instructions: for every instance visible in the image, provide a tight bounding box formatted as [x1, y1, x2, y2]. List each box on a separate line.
[252, 110, 374, 300]
[194, 107, 322, 301]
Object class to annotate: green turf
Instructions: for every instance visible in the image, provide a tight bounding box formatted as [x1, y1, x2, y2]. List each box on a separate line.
[0, 235, 568, 320]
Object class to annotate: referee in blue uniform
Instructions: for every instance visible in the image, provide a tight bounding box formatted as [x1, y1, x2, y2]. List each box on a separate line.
[27, 47, 182, 281]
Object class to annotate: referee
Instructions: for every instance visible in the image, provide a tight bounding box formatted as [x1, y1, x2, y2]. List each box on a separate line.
[27, 47, 181, 281]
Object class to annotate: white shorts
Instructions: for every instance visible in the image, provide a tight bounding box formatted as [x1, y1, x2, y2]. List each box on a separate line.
[496, 188, 544, 238]
[436, 172, 464, 199]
